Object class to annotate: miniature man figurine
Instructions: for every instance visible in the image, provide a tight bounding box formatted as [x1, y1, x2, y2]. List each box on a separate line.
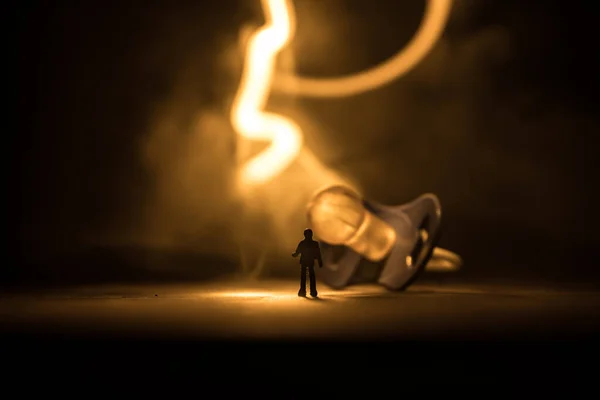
[292, 228, 323, 297]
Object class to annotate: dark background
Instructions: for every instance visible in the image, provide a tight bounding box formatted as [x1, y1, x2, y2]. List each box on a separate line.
[8, 0, 599, 288]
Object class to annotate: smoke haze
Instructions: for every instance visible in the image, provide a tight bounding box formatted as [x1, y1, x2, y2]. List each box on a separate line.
[10, 0, 599, 286]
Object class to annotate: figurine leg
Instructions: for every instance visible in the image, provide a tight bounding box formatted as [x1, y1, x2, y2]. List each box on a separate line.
[308, 264, 318, 297]
[298, 265, 307, 296]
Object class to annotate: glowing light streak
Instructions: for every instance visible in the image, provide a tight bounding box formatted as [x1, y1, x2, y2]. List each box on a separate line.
[230, 0, 302, 186]
[232, 0, 453, 188]
[231, 0, 460, 276]
[273, 0, 454, 98]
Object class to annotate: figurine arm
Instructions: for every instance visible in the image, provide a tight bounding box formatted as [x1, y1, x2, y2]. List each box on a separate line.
[292, 242, 302, 257]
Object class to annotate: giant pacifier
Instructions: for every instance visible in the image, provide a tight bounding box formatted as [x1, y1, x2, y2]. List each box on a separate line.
[306, 185, 462, 290]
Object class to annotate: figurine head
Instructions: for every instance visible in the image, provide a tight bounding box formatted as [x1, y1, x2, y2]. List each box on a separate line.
[303, 228, 313, 239]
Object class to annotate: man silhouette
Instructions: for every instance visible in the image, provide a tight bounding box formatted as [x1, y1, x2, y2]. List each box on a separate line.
[292, 228, 323, 297]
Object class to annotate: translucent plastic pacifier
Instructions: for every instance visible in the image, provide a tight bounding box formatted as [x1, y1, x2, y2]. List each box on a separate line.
[306, 185, 446, 290]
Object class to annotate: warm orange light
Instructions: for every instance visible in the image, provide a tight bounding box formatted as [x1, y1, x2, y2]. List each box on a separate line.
[230, 0, 302, 187]
[273, 0, 454, 97]
[231, 0, 453, 188]
[229, 1, 459, 276]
